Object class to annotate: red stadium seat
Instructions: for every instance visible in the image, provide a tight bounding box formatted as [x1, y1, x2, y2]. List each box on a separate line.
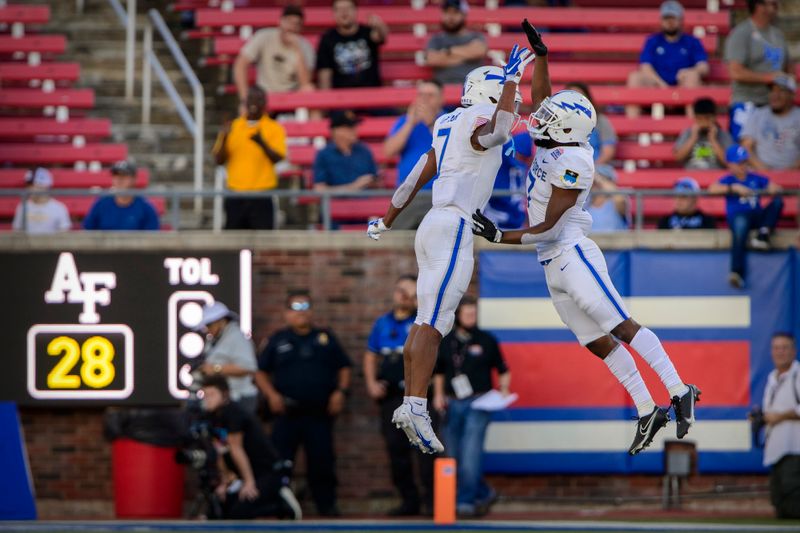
[0, 88, 94, 109]
[0, 63, 81, 83]
[618, 169, 800, 189]
[0, 5, 50, 25]
[0, 196, 166, 219]
[636, 196, 798, 219]
[0, 143, 128, 165]
[0, 168, 150, 189]
[195, 6, 728, 33]
[0, 118, 111, 140]
[330, 197, 390, 222]
[0, 35, 67, 55]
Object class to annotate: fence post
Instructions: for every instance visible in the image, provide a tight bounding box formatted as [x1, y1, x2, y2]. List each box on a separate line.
[170, 192, 180, 231]
[125, 0, 136, 101]
[321, 193, 332, 231]
[141, 22, 152, 125]
[635, 192, 644, 232]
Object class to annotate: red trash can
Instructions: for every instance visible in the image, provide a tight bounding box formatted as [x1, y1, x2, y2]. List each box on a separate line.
[112, 438, 185, 518]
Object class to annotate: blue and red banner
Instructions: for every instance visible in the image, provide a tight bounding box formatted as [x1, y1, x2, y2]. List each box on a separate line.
[478, 249, 800, 474]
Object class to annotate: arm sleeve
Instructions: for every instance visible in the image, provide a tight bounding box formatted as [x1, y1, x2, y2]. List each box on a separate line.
[57, 202, 72, 231]
[513, 132, 533, 159]
[387, 116, 407, 138]
[724, 26, 748, 64]
[487, 333, 509, 374]
[739, 109, 760, 141]
[82, 201, 100, 230]
[265, 123, 288, 159]
[718, 175, 735, 185]
[546, 150, 594, 191]
[674, 128, 691, 150]
[313, 151, 330, 184]
[364, 145, 378, 175]
[239, 30, 268, 61]
[257, 339, 275, 373]
[719, 130, 735, 150]
[691, 36, 709, 65]
[597, 115, 617, 145]
[142, 200, 160, 230]
[639, 35, 656, 65]
[316, 32, 335, 71]
[426, 34, 443, 51]
[300, 37, 316, 71]
[366, 320, 382, 354]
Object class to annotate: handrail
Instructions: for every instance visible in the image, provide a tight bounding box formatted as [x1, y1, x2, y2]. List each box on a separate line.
[104, 0, 136, 101]
[6, 188, 800, 232]
[142, 8, 205, 214]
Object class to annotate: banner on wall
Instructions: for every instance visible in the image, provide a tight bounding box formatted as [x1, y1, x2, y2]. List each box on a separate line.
[478, 249, 799, 474]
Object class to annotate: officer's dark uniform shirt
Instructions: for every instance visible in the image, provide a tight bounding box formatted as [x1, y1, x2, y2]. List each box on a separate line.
[367, 311, 415, 395]
[435, 328, 508, 397]
[657, 210, 717, 230]
[259, 328, 352, 412]
[210, 401, 277, 478]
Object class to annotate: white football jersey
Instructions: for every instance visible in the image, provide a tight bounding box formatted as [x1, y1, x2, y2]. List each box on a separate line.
[431, 103, 504, 220]
[526, 141, 595, 261]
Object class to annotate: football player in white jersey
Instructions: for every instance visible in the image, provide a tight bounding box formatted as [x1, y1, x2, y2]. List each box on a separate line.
[472, 21, 700, 455]
[366, 45, 534, 454]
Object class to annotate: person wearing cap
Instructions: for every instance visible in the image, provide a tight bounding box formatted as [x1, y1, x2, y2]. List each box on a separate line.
[313, 110, 378, 192]
[626, 0, 709, 118]
[12, 167, 71, 234]
[674, 97, 734, 169]
[255, 291, 352, 517]
[585, 165, 628, 232]
[740, 75, 800, 171]
[708, 144, 783, 288]
[214, 85, 287, 230]
[82, 161, 160, 231]
[657, 177, 716, 230]
[233, 5, 315, 113]
[198, 301, 259, 414]
[316, 0, 387, 89]
[425, 0, 488, 86]
[724, 0, 791, 141]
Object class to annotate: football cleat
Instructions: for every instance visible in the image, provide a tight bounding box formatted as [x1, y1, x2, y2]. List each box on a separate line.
[628, 406, 670, 455]
[393, 402, 444, 454]
[672, 384, 701, 439]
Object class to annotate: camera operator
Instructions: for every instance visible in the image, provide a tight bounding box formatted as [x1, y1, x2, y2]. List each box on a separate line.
[201, 375, 302, 519]
[198, 301, 259, 413]
[759, 332, 800, 518]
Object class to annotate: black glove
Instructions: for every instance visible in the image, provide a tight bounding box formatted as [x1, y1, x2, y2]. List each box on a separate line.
[522, 19, 548, 57]
[472, 210, 502, 243]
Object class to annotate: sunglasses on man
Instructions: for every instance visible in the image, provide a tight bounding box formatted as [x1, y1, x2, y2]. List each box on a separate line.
[289, 301, 311, 311]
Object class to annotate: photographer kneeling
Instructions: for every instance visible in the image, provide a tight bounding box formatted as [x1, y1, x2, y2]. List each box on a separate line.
[201, 375, 302, 519]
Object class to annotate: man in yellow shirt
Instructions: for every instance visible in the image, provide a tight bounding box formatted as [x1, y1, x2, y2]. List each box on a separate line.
[214, 86, 287, 229]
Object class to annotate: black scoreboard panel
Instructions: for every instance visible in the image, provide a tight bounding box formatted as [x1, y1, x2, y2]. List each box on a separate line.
[0, 251, 251, 406]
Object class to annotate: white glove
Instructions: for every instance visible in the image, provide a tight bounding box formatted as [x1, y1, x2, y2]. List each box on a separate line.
[502, 44, 534, 84]
[367, 218, 390, 240]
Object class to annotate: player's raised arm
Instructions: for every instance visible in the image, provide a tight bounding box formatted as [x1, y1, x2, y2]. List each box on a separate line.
[522, 19, 550, 110]
[469, 45, 533, 151]
[366, 147, 438, 240]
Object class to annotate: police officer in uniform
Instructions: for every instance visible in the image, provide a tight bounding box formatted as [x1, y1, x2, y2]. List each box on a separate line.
[433, 296, 511, 517]
[364, 275, 434, 516]
[255, 291, 352, 516]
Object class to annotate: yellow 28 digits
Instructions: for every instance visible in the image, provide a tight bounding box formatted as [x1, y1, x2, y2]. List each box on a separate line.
[46, 336, 116, 389]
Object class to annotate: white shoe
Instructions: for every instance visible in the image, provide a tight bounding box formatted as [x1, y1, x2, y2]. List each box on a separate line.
[393, 402, 444, 454]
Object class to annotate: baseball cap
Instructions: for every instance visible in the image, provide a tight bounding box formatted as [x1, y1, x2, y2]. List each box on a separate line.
[660, 0, 684, 18]
[770, 74, 797, 93]
[726, 144, 749, 164]
[442, 0, 466, 11]
[197, 301, 238, 329]
[329, 110, 361, 129]
[24, 167, 53, 188]
[674, 176, 700, 192]
[281, 5, 304, 18]
[110, 160, 137, 177]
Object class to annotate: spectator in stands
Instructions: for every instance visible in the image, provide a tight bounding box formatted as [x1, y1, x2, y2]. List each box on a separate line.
[313, 111, 378, 191]
[82, 160, 159, 231]
[233, 5, 314, 113]
[657, 177, 717, 230]
[364, 275, 434, 517]
[12, 167, 71, 234]
[433, 297, 510, 518]
[201, 375, 301, 520]
[626, 0, 709, 118]
[708, 144, 783, 288]
[724, 0, 791, 141]
[758, 332, 800, 519]
[214, 86, 287, 230]
[255, 291, 352, 517]
[383, 80, 444, 229]
[425, 0, 488, 86]
[482, 141, 528, 230]
[740, 75, 800, 170]
[585, 165, 628, 232]
[674, 97, 734, 170]
[316, 0, 388, 89]
[565, 82, 617, 165]
[197, 301, 259, 414]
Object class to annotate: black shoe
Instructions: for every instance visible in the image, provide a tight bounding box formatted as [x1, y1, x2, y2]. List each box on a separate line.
[628, 406, 669, 455]
[387, 503, 420, 517]
[672, 384, 701, 439]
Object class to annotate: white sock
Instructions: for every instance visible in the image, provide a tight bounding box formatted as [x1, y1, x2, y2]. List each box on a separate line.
[605, 344, 655, 418]
[408, 396, 427, 413]
[630, 327, 689, 399]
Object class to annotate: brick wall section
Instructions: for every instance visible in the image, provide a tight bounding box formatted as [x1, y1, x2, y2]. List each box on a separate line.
[18, 245, 768, 517]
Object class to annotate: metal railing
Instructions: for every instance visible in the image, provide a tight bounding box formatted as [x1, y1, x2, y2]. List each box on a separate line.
[6, 188, 800, 233]
[142, 9, 205, 214]
[104, 0, 136, 102]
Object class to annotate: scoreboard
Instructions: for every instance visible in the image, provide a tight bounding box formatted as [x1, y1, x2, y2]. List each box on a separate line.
[0, 250, 251, 405]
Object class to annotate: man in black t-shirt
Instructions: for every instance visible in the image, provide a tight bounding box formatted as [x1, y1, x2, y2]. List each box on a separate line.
[316, 0, 388, 89]
[201, 375, 301, 519]
[255, 291, 353, 516]
[433, 297, 510, 518]
[657, 177, 717, 230]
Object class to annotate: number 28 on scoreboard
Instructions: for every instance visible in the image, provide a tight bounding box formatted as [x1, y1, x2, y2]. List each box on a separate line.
[27, 324, 134, 400]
